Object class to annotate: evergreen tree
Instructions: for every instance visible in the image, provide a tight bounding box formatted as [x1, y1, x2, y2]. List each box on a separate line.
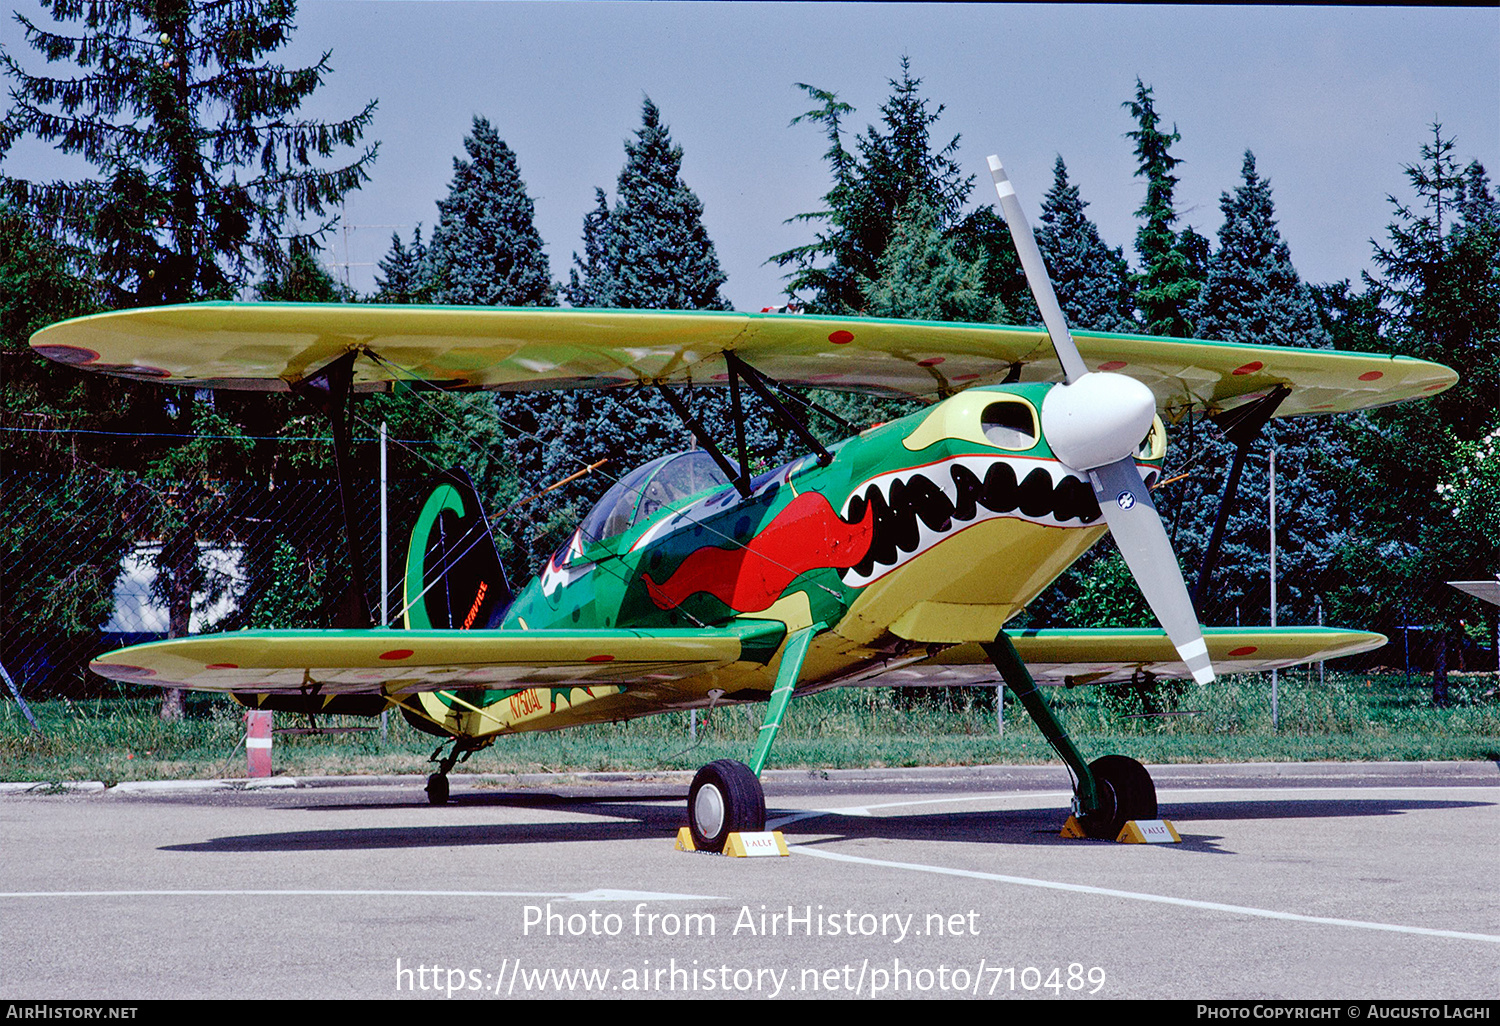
[256, 238, 349, 303]
[373, 226, 432, 304]
[426, 116, 556, 307]
[563, 189, 614, 307]
[772, 59, 981, 315]
[572, 98, 729, 311]
[526, 98, 754, 573]
[0, 0, 377, 306]
[1193, 153, 1325, 347]
[1169, 152, 1349, 628]
[1034, 156, 1135, 333]
[1122, 80, 1207, 337]
[1330, 127, 1500, 702]
[860, 197, 1000, 323]
[0, 204, 132, 697]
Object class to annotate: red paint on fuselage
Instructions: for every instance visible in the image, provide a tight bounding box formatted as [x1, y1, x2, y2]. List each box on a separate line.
[643, 491, 873, 613]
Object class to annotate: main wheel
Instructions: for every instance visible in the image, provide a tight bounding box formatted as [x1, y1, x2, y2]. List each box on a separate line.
[687, 760, 765, 852]
[1077, 755, 1156, 840]
[425, 772, 450, 806]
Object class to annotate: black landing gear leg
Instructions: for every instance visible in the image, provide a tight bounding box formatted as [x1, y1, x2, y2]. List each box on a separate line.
[426, 739, 479, 806]
[982, 633, 1157, 840]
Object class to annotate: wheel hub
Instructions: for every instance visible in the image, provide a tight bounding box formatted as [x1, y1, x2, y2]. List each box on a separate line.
[694, 782, 726, 839]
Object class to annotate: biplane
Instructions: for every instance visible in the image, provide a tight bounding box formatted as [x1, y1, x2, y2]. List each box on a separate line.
[30, 158, 1455, 850]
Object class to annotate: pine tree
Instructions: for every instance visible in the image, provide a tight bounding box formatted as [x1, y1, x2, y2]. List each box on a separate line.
[1123, 80, 1205, 337]
[529, 98, 751, 572]
[580, 98, 729, 311]
[772, 59, 979, 315]
[563, 189, 614, 307]
[426, 116, 556, 307]
[373, 226, 432, 303]
[1034, 156, 1135, 333]
[256, 238, 349, 303]
[861, 197, 1000, 323]
[1169, 152, 1349, 628]
[0, 0, 377, 306]
[1334, 127, 1500, 702]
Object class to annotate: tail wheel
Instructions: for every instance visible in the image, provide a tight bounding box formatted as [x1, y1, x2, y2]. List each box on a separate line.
[1078, 755, 1156, 840]
[688, 760, 765, 852]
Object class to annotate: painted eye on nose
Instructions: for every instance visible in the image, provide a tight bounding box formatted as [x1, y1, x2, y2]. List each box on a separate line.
[981, 401, 1038, 450]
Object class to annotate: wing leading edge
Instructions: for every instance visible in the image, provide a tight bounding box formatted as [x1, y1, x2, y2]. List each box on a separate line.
[33, 303, 1456, 417]
[869, 627, 1386, 687]
[89, 621, 788, 695]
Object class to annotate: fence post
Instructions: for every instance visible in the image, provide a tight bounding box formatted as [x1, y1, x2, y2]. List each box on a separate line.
[246, 710, 273, 777]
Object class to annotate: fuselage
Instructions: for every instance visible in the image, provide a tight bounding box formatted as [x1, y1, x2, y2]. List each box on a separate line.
[403, 382, 1165, 741]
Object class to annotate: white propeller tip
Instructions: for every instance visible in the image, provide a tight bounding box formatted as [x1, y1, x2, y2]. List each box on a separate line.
[987, 154, 1003, 171]
[1192, 666, 1215, 686]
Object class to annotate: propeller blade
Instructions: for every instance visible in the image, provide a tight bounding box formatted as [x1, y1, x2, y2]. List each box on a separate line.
[1088, 458, 1215, 684]
[987, 155, 1088, 384]
[989, 152, 1213, 683]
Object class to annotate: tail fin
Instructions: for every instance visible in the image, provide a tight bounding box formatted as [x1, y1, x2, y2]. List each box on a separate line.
[402, 467, 512, 630]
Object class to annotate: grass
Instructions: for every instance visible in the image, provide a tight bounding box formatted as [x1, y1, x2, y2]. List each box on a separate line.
[1, 670, 1496, 785]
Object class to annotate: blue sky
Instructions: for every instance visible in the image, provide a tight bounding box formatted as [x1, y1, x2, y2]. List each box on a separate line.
[5, 2, 1497, 311]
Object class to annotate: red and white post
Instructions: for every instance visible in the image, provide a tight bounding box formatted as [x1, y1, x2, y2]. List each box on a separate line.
[245, 710, 273, 778]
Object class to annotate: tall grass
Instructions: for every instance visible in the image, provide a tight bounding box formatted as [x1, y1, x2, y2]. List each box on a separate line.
[1, 671, 1495, 784]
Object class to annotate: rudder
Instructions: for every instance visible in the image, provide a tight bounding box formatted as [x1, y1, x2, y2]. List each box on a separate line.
[402, 467, 512, 630]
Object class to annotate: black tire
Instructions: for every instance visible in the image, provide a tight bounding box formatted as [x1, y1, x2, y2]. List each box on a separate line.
[687, 759, 765, 852]
[425, 772, 450, 806]
[1077, 755, 1156, 840]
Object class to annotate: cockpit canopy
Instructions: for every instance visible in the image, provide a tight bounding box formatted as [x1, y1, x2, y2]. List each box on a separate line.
[577, 449, 731, 545]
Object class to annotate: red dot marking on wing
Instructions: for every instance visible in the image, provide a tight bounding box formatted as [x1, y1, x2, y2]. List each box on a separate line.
[829, 330, 855, 345]
[205, 663, 239, 670]
[34, 344, 100, 365]
[379, 649, 414, 661]
[94, 663, 155, 677]
[918, 356, 944, 367]
[1099, 360, 1128, 371]
[586, 654, 615, 663]
[952, 373, 980, 382]
[1228, 646, 1258, 657]
[1358, 371, 1384, 382]
[1232, 361, 1263, 376]
[1423, 382, 1446, 391]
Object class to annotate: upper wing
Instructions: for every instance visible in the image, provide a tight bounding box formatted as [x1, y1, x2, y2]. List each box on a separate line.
[864, 627, 1386, 687]
[32, 302, 1455, 417]
[89, 621, 787, 695]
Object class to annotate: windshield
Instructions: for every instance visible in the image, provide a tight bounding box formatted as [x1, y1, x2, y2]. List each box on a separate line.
[576, 450, 730, 545]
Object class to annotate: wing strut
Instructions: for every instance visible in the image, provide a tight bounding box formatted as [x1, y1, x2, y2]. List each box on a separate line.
[1192, 385, 1290, 607]
[289, 350, 373, 628]
[725, 353, 835, 467]
[655, 382, 753, 498]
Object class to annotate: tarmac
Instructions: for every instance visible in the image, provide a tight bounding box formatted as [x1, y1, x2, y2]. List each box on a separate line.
[1, 760, 1496, 1000]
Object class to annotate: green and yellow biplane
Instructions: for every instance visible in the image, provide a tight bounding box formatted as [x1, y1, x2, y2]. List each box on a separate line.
[31, 159, 1455, 849]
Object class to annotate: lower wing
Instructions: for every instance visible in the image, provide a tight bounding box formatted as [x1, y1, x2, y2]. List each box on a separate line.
[89, 622, 787, 695]
[867, 627, 1385, 687]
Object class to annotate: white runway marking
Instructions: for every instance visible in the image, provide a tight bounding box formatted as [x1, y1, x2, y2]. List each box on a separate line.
[0, 888, 721, 902]
[788, 846, 1500, 944]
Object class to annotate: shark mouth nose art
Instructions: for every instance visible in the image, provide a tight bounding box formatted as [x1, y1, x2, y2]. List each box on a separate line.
[839, 454, 1126, 587]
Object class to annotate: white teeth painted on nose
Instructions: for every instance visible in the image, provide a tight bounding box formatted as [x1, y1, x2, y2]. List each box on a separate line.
[838, 454, 1101, 588]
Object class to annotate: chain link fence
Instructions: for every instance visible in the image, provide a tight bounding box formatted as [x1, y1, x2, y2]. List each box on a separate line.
[1, 466, 435, 698]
